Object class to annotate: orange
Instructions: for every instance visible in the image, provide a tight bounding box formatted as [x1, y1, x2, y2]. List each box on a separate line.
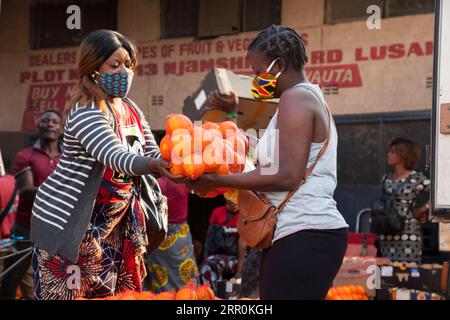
[341, 286, 352, 295]
[170, 162, 185, 176]
[166, 114, 193, 135]
[215, 163, 230, 175]
[202, 121, 220, 131]
[196, 283, 215, 300]
[182, 154, 206, 180]
[191, 126, 213, 152]
[159, 135, 172, 161]
[355, 286, 366, 295]
[134, 291, 156, 300]
[222, 140, 236, 164]
[200, 191, 220, 198]
[202, 148, 222, 173]
[175, 279, 197, 300]
[171, 133, 193, 165]
[229, 152, 245, 174]
[208, 128, 224, 140]
[219, 121, 238, 137]
[154, 291, 176, 300]
[226, 134, 247, 159]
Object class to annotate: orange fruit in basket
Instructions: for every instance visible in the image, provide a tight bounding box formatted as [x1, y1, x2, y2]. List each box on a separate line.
[202, 121, 220, 131]
[171, 133, 193, 165]
[170, 162, 185, 176]
[200, 191, 220, 198]
[326, 291, 334, 300]
[117, 290, 137, 300]
[198, 188, 230, 198]
[341, 286, 352, 295]
[202, 149, 221, 173]
[348, 294, 359, 300]
[166, 114, 193, 135]
[160, 135, 172, 161]
[134, 291, 156, 300]
[216, 187, 231, 194]
[191, 126, 213, 152]
[237, 130, 249, 150]
[222, 140, 236, 163]
[355, 286, 366, 295]
[182, 154, 205, 180]
[175, 279, 197, 300]
[155, 291, 176, 300]
[208, 128, 224, 140]
[171, 130, 192, 145]
[229, 153, 245, 174]
[196, 282, 215, 300]
[203, 138, 226, 172]
[226, 134, 247, 158]
[219, 121, 238, 137]
[216, 163, 230, 175]
[347, 285, 356, 293]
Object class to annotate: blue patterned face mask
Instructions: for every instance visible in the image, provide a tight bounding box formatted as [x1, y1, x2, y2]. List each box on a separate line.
[95, 70, 134, 98]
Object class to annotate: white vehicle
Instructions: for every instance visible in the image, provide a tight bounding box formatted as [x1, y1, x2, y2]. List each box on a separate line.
[432, 0, 450, 250]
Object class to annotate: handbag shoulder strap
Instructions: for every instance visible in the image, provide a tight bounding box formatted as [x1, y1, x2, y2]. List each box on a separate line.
[276, 84, 332, 213]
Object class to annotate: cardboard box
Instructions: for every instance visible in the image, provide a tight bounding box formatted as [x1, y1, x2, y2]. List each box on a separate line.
[440, 103, 450, 134]
[182, 68, 279, 131]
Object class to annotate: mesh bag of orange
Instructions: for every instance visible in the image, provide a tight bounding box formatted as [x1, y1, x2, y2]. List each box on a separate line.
[160, 114, 249, 198]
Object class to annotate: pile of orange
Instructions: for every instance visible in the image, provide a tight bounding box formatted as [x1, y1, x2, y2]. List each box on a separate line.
[160, 114, 249, 198]
[326, 285, 369, 300]
[75, 280, 216, 300]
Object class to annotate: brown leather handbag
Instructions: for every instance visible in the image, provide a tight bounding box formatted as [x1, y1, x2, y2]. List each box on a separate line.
[237, 93, 332, 249]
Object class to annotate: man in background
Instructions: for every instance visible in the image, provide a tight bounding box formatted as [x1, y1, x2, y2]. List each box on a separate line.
[0, 110, 62, 300]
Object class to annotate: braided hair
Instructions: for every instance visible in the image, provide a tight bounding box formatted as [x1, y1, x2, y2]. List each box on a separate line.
[248, 25, 308, 71]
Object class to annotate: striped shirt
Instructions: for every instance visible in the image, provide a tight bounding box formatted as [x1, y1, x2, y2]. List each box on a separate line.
[30, 99, 161, 262]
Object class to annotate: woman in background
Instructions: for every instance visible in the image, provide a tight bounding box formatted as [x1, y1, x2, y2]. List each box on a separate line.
[377, 138, 431, 263]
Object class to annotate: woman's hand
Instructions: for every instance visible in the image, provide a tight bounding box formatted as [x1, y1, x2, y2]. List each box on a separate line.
[413, 201, 430, 223]
[152, 160, 188, 184]
[185, 174, 220, 194]
[160, 167, 189, 184]
[149, 159, 185, 183]
[207, 90, 239, 114]
[148, 158, 170, 174]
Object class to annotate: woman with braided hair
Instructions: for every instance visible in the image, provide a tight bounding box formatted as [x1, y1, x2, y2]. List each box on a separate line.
[187, 25, 348, 300]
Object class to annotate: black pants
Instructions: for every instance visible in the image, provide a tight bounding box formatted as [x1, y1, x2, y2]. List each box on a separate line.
[0, 224, 32, 300]
[260, 228, 348, 300]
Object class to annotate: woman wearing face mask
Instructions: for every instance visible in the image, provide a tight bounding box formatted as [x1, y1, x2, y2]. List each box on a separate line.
[187, 25, 349, 300]
[30, 30, 176, 300]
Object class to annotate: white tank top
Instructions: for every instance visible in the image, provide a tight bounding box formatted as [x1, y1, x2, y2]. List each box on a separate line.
[255, 83, 348, 243]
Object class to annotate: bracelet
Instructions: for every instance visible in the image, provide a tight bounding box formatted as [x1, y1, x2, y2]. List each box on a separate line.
[226, 112, 238, 119]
